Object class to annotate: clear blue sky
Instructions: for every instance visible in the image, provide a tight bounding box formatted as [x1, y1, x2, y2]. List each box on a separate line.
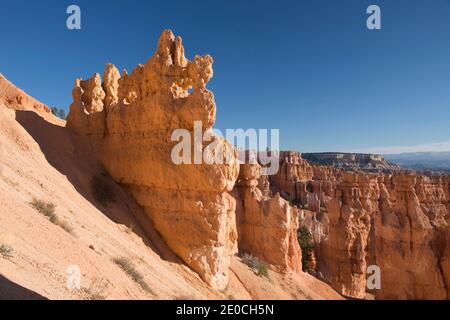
[1, 0, 449, 152]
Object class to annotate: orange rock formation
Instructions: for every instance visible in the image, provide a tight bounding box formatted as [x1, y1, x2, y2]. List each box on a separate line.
[234, 163, 302, 273]
[65, 29, 449, 299]
[270, 151, 450, 299]
[67, 30, 240, 290]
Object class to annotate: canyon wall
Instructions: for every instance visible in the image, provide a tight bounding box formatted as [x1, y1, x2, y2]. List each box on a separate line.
[270, 151, 449, 299]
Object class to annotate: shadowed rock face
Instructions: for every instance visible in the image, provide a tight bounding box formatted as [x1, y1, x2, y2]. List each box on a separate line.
[270, 151, 450, 299]
[67, 30, 240, 290]
[234, 163, 302, 273]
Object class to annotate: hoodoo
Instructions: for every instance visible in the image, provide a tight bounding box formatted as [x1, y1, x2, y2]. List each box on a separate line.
[67, 29, 240, 290]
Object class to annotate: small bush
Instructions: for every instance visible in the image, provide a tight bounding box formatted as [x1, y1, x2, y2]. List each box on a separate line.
[241, 253, 269, 278]
[91, 173, 114, 207]
[31, 199, 57, 223]
[298, 226, 315, 273]
[0, 244, 13, 258]
[113, 257, 153, 294]
[30, 199, 74, 235]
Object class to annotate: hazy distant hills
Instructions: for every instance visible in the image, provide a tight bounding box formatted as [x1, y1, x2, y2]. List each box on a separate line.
[384, 151, 450, 172]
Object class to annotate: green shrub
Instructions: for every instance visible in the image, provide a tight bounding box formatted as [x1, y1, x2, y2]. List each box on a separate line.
[50, 107, 66, 120]
[241, 253, 269, 278]
[298, 226, 314, 273]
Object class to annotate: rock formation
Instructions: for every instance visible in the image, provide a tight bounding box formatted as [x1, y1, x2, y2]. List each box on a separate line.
[65, 29, 448, 299]
[67, 30, 240, 290]
[0, 73, 51, 115]
[302, 152, 401, 172]
[234, 163, 302, 273]
[270, 151, 450, 299]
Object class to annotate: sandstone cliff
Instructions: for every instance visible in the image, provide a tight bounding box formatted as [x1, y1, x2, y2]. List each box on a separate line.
[234, 163, 302, 273]
[270, 151, 450, 299]
[67, 30, 240, 290]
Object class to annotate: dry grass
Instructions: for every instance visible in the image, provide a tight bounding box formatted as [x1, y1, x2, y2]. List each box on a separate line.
[83, 278, 109, 300]
[56, 219, 74, 234]
[173, 294, 199, 300]
[31, 198, 57, 222]
[30, 198, 74, 235]
[125, 223, 135, 235]
[0, 244, 13, 258]
[113, 257, 153, 294]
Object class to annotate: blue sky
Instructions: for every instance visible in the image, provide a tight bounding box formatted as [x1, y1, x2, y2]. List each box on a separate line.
[1, 0, 449, 153]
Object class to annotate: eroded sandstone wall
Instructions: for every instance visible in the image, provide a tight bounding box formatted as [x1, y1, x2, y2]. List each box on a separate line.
[67, 30, 240, 290]
[234, 163, 302, 273]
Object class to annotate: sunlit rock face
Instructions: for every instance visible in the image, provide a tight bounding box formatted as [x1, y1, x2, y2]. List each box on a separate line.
[270, 151, 449, 299]
[67, 30, 240, 290]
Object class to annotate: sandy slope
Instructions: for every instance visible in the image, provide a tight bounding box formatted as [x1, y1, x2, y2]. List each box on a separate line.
[0, 75, 342, 300]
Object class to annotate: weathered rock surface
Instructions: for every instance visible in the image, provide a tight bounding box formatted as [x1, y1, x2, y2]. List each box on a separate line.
[234, 163, 302, 273]
[67, 30, 240, 290]
[270, 151, 450, 299]
[0, 73, 51, 115]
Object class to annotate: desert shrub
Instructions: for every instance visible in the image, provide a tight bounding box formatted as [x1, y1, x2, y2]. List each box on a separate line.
[91, 173, 114, 207]
[113, 257, 153, 294]
[241, 253, 269, 278]
[30, 199, 74, 234]
[0, 244, 13, 258]
[298, 226, 314, 273]
[31, 199, 57, 223]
